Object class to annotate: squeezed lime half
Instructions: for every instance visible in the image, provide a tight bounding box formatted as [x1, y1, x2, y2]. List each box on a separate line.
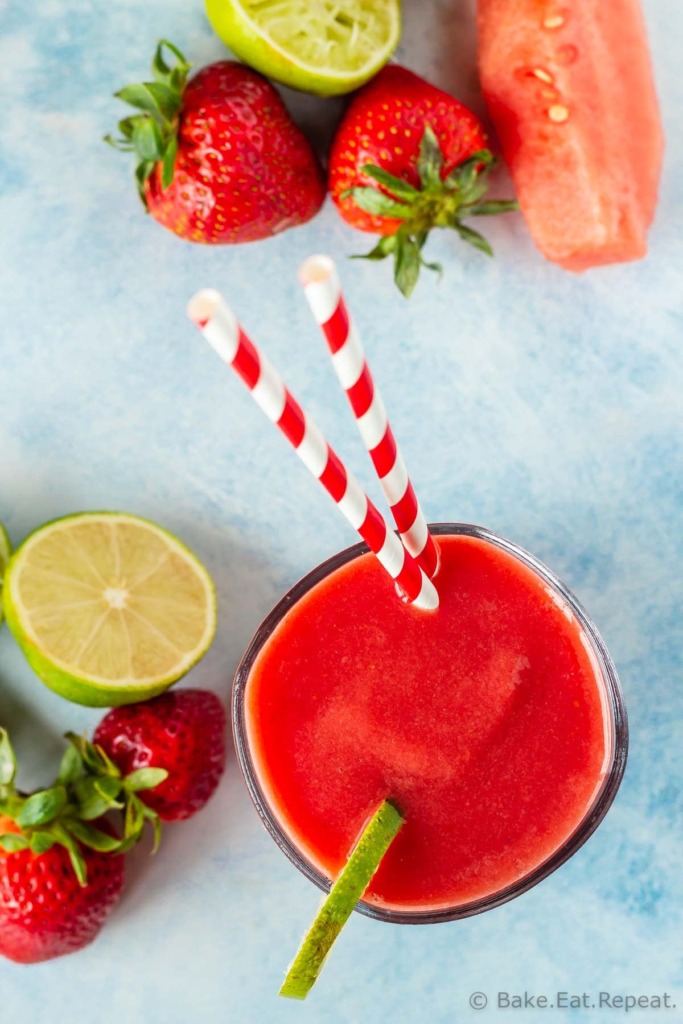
[205, 0, 401, 96]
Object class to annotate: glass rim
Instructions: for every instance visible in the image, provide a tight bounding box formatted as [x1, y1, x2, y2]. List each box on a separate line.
[232, 523, 629, 925]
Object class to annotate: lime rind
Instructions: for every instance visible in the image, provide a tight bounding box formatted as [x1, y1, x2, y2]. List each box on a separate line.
[2, 512, 217, 707]
[280, 800, 404, 999]
[206, 0, 401, 96]
[0, 522, 10, 625]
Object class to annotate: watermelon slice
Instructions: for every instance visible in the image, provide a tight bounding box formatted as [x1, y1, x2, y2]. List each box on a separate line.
[477, 0, 664, 270]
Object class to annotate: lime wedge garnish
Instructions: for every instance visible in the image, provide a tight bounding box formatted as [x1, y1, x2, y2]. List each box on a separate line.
[280, 800, 404, 999]
[2, 512, 216, 707]
[205, 0, 401, 96]
[0, 523, 11, 624]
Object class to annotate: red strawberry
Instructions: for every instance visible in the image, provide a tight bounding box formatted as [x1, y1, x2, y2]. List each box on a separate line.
[107, 41, 325, 244]
[0, 815, 124, 964]
[328, 64, 517, 296]
[0, 728, 126, 963]
[93, 689, 226, 823]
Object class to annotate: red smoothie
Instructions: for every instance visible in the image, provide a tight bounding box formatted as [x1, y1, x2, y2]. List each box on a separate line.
[241, 530, 617, 914]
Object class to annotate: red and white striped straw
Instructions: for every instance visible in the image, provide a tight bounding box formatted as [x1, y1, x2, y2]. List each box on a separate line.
[299, 255, 439, 580]
[188, 289, 439, 611]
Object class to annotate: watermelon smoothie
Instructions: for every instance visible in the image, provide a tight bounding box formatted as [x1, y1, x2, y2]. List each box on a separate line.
[233, 525, 627, 922]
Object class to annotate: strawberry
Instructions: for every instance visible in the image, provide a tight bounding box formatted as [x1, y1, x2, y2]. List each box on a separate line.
[328, 64, 517, 296]
[107, 41, 325, 244]
[0, 815, 124, 964]
[0, 730, 125, 963]
[93, 689, 226, 823]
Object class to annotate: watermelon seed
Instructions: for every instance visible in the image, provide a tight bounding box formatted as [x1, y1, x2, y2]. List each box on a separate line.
[547, 104, 570, 123]
[532, 68, 554, 84]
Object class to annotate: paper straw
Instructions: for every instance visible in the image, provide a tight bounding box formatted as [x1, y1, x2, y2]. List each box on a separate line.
[299, 255, 439, 580]
[188, 290, 439, 611]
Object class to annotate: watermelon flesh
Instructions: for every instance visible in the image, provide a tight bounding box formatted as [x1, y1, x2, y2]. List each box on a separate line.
[477, 0, 664, 270]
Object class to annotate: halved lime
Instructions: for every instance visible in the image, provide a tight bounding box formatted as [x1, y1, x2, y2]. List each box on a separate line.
[280, 800, 404, 999]
[3, 513, 216, 707]
[0, 523, 11, 624]
[205, 0, 401, 96]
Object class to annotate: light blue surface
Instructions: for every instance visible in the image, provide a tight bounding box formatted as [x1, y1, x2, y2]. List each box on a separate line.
[0, 0, 681, 1020]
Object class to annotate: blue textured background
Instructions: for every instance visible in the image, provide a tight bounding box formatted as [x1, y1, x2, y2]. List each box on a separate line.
[0, 0, 681, 1020]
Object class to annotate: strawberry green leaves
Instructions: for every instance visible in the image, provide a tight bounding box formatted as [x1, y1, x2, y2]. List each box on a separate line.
[358, 166, 419, 202]
[0, 727, 23, 822]
[66, 821, 123, 854]
[17, 786, 67, 829]
[417, 125, 445, 189]
[58, 743, 84, 785]
[65, 732, 169, 851]
[0, 728, 17, 789]
[344, 126, 518, 297]
[0, 728, 169, 886]
[343, 189, 413, 220]
[105, 40, 192, 206]
[0, 834, 30, 853]
[73, 775, 122, 821]
[126, 767, 169, 792]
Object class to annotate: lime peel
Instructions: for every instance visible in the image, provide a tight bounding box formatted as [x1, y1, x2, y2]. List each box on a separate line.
[279, 800, 404, 999]
[0, 522, 10, 625]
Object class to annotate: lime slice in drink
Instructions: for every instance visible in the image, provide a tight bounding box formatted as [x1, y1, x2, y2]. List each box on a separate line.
[0, 523, 11, 624]
[3, 512, 216, 707]
[205, 0, 401, 96]
[280, 800, 404, 999]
